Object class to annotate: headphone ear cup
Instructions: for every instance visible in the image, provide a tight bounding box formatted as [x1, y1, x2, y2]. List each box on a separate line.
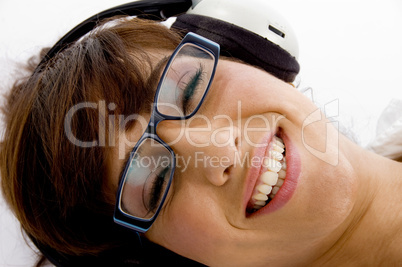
[172, 14, 300, 82]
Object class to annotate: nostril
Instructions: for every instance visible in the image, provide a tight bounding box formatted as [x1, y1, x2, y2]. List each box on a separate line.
[224, 165, 233, 175]
[221, 164, 234, 185]
[234, 136, 240, 150]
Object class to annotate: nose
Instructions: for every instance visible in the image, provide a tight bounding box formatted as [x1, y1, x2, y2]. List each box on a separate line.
[195, 125, 240, 186]
[157, 120, 240, 187]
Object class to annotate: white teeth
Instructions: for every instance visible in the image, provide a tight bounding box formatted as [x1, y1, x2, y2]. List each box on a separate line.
[273, 144, 285, 154]
[253, 193, 268, 201]
[250, 135, 287, 212]
[271, 186, 280, 195]
[276, 178, 284, 187]
[264, 158, 282, 173]
[278, 169, 286, 179]
[255, 200, 266, 206]
[274, 138, 285, 148]
[270, 150, 283, 161]
[256, 184, 273, 195]
[281, 161, 287, 170]
[261, 171, 278, 186]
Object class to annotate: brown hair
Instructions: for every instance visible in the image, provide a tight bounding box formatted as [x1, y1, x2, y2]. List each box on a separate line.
[0, 17, 182, 258]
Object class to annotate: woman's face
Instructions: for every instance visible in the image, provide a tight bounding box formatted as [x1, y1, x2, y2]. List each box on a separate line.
[109, 59, 358, 266]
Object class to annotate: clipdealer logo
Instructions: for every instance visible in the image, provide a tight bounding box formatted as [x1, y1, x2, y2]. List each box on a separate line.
[64, 98, 339, 166]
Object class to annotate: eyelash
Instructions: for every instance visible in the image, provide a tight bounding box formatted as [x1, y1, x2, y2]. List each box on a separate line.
[181, 64, 205, 114]
[148, 167, 170, 212]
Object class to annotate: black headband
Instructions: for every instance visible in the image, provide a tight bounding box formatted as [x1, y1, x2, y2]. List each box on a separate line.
[172, 14, 300, 83]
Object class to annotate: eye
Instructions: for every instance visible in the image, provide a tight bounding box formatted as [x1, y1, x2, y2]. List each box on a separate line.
[142, 165, 171, 215]
[179, 64, 205, 115]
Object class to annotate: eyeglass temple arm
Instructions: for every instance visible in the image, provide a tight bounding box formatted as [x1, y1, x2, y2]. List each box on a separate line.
[40, 0, 192, 66]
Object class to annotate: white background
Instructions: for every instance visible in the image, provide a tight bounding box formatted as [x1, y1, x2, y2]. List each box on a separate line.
[1, 0, 401, 266]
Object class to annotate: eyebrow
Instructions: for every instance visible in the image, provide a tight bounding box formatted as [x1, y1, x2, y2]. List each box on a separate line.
[146, 55, 171, 96]
[116, 55, 171, 186]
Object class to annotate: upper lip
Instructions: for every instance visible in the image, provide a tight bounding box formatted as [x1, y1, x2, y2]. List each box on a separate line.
[242, 128, 278, 213]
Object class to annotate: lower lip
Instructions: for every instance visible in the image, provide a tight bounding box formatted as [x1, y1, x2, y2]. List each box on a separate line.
[247, 131, 301, 216]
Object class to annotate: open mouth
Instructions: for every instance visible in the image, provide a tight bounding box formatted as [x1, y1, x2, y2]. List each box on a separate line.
[247, 131, 287, 213]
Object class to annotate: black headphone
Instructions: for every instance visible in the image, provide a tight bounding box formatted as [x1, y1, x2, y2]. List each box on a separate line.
[40, 0, 192, 65]
[38, 0, 299, 82]
[32, 0, 300, 265]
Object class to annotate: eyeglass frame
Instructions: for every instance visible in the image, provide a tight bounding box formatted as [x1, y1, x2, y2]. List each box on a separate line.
[113, 32, 220, 233]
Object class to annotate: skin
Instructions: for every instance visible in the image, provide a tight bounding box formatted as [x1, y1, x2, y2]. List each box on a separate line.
[108, 59, 402, 266]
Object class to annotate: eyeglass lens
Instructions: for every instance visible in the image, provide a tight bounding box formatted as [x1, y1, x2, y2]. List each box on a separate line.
[156, 43, 215, 117]
[120, 138, 173, 219]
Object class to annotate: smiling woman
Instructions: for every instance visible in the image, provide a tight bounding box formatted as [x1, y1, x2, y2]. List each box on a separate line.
[1, 0, 402, 266]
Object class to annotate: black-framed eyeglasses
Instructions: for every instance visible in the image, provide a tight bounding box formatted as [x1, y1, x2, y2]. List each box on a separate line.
[113, 32, 220, 233]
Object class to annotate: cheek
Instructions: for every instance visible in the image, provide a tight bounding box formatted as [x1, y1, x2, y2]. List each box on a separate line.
[293, 133, 358, 237]
[266, 119, 358, 247]
[299, 108, 340, 166]
[146, 186, 232, 265]
[304, 155, 356, 222]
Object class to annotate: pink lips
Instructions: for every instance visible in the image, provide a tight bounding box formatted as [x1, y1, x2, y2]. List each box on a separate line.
[244, 129, 300, 216]
[242, 130, 274, 213]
